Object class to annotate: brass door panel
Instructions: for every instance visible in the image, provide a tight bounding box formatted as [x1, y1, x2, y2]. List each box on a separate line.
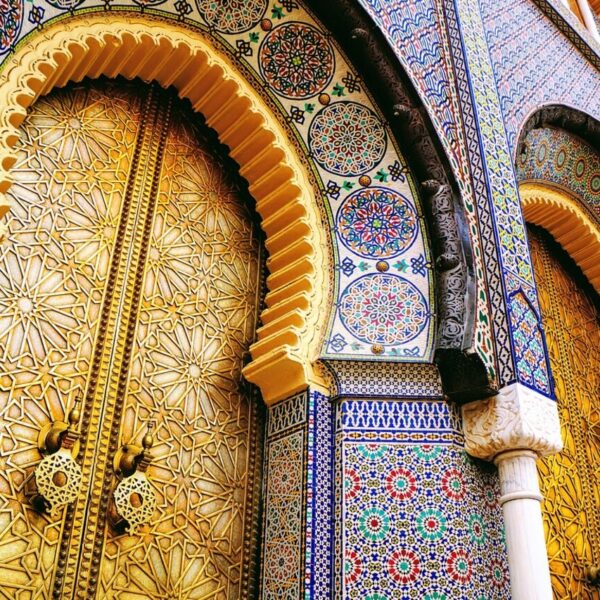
[530, 225, 600, 599]
[0, 79, 263, 599]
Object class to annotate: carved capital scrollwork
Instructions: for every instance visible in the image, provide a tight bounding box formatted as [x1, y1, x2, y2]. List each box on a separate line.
[462, 383, 563, 461]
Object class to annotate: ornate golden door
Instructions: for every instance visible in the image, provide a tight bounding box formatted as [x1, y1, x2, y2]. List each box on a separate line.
[0, 78, 264, 599]
[529, 225, 600, 599]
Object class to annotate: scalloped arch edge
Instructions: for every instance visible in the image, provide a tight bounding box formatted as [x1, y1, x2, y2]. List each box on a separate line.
[0, 14, 330, 405]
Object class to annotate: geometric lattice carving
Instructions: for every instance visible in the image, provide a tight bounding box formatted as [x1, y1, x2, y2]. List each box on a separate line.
[112, 471, 156, 532]
[1, 79, 264, 598]
[530, 226, 600, 600]
[33, 448, 83, 516]
[100, 87, 264, 599]
[0, 18, 329, 405]
[0, 81, 139, 598]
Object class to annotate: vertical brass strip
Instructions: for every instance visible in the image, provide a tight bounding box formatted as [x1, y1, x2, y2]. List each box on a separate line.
[82, 89, 173, 599]
[242, 249, 268, 599]
[51, 85, 172, 600]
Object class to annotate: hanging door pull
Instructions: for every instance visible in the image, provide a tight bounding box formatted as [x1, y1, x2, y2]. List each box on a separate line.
[109, 422, 157, 533]
[26, 397, 83, 515]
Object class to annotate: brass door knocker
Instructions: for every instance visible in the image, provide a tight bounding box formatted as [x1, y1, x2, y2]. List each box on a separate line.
[26, 397, 83, 515]
[109, 422, 157, 533]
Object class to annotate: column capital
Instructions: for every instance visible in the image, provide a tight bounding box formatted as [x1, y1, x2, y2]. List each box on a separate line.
[461, 383, 563, 461]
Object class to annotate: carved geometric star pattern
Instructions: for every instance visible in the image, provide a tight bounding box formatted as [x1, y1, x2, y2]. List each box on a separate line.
[531, 227, 600, 600]
[101, 97, 263, 598]
[0, 80, 142, 597]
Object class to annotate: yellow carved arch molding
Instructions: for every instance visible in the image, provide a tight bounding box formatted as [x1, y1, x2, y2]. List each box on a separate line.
[0, 14, 330, 404]
[521, 182, 600, 294]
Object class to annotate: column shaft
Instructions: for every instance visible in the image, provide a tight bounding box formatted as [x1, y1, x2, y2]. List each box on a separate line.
[494, 450, 553, 600]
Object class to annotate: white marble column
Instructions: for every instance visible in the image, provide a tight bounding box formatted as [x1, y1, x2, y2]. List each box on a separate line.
[462, 383, 563, 600]
[577, 0, 600, 42]
[494, 450, 553, 600]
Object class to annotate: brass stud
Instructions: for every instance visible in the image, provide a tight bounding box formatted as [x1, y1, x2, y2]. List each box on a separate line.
[376, 261, 389, 272]
[371, 344, 384, 355]
[318, 93, 330, 105]
[359, 175, 371, 187]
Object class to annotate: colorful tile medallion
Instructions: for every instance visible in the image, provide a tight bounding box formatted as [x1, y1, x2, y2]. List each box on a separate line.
[309, 102, 387, 176]
[3, 0, 436, 362]
[517, 127, 600, 215]
[336, 187, 418, 259]
[196, 0, 267, 33]
[342, 442, 509, 599]
[339, 274, 430, 346]
[259, 21, 335, 99]
[0, 0, 24, 53]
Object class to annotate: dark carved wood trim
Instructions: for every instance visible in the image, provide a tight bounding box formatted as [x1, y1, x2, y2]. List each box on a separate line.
[306, 0, 492, 401]
[517, 104, 600, 161]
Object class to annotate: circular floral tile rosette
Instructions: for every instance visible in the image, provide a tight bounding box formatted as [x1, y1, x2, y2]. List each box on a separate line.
[0, 0, 24, 52]
[337, 187, 418, 258]
[387, 548, 420, 584]
[196, 0, 267, 34]
[259, 22, 334, 100]
[339, 274, 429, 345]
[309, 101, 387, 176]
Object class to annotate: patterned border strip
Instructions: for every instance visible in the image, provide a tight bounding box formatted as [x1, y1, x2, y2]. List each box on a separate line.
[261, 428, 306, 599]
[305, 391, 335, 599]
[267, 391, 308, 437]
[324, 360, 444, 398]
[442, 0, 513, 387]
[533, 0, 600, 68]
[340, 430, 465, 444]
[263, 390, 335, 599]
[337, 399, 463, 436]
[442, 0, 556, 397]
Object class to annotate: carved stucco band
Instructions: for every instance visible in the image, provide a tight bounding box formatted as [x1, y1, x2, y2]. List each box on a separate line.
[0, 15, 330, 405]
[306, 0, 494, 401]
[461, 382, 563, 461]
[421, 180, 468, 349]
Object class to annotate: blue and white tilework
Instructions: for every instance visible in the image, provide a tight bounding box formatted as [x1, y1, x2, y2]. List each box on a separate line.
[336, 398, 510, 599]
[444, 0, 554, 396]
[479, 0, 600, 155]
[263, 390, 335, 599]
[357, 0, 502, 385]
[341, 442, 510, 599]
